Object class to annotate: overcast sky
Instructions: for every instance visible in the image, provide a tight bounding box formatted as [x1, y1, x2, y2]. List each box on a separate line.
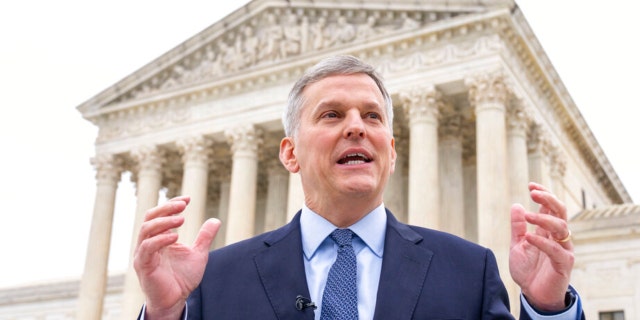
[0, 1, 637, 289]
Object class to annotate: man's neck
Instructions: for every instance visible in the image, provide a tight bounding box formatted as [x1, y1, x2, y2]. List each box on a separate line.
[305, 195, 383, 228]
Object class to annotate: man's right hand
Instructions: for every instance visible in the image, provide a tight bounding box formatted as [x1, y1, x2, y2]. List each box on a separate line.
[134, 196, 221, 320]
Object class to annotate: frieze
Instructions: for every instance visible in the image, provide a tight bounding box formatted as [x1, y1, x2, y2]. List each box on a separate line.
[93, 18, 510, 144]
[96, 101, 191, 143]
[114, 8, 472, 105]
[375, 34, 505, 75]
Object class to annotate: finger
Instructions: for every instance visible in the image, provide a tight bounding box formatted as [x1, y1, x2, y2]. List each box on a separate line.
[529, 186, 567, 221]
[144, 197, 191, 222]
[135, 232, 180, 270]
[137, 215, 185, 247]
[193, 218, 222, 253]
[524, 212, 571, 245]
[524, 233, 574, 269]
[528, 183, 551, 215]
[167, 195, 191, 205]
[528, 181, 548, 193]
[510, 204, 527, 248]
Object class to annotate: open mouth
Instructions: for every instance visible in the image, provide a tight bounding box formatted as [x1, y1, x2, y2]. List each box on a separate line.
[337, 153, 372, 165]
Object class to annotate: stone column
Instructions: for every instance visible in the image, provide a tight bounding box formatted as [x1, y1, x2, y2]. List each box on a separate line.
[225, 124, 262, 244]
[462, 120, 478, 242]
[264, 159, 289, 231]
[213, 181, 231, 248]
[549, 146, 567, 202]
[121, 146, 164, 320]
[400, 86, 441, 229]
[254, 176, 268, 234]
[211, 157, 231, 249]
[507, 101, 530, 209]
[384, 127, 407, 222]
[177, 136, 212, 244]
[462, 120, 478, 243]
[527, 123, 551, 210]
[77, 154, 123, 320]
[466, 71, 515, 303]
[439, 108, 465, 237]
[162, 153, 183, 200]
[286, 172, 304, 221]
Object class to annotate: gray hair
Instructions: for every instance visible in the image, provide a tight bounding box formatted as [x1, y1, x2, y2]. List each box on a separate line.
[283, 55, 394, 138]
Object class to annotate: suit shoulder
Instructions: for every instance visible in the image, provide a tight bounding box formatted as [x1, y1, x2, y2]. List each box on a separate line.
[208, 222, 299, 262]
[405, 224, 490, 255]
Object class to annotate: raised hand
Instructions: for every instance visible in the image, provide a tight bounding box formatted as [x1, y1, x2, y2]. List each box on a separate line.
[509, 182, 574, 312]
[134, 196, 221, 319]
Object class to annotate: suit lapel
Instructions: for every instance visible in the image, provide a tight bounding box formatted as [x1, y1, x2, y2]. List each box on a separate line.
[254, 212, 315, 320]
[373, 210, 434, 320]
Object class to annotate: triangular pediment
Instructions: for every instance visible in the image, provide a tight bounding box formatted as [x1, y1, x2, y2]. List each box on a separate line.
[76, 0, 515, 114]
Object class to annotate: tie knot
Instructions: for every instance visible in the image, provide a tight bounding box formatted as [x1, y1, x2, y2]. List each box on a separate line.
[330, 229, 354, 247]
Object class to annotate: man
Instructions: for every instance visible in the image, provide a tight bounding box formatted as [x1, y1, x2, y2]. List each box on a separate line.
[134, 55, 583, 319]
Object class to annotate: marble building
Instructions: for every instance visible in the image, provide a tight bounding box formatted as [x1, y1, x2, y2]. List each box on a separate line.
[1, 0, 638, 319]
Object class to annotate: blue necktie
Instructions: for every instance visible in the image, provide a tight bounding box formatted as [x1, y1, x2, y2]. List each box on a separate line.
[320, 229, 358, 320]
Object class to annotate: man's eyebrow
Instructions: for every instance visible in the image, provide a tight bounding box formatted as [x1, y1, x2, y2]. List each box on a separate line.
[312, 100, 344, 112]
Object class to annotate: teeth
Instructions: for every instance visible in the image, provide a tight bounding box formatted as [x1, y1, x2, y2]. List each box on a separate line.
[339, 152, 370, 165]
[345, 153, 369, 160]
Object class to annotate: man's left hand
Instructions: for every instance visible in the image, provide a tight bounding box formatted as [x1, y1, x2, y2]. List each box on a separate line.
[509, 182, 575, 312]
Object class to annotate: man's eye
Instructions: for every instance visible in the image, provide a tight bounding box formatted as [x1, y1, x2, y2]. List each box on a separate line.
[322, 112, 338, 118]
[366, 113, 381, 120]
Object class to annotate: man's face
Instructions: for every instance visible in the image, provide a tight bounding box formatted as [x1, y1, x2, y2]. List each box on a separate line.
[280, 74, 396, 207]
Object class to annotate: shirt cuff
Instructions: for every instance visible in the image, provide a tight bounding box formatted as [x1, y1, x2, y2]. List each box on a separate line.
[139, 302, 188, 320]
[520, 286, 581, 320]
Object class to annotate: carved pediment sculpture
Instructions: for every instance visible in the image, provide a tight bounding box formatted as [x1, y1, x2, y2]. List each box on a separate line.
[112, 4, 482, 106]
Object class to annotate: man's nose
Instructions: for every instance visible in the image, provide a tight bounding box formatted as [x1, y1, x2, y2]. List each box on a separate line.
[343, 114, 365, 139]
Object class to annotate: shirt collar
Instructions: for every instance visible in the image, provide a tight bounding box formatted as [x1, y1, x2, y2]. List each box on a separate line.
[300, 203, 387, 260]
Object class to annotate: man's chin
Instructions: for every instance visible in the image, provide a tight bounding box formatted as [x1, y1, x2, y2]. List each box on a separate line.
[338, 180, 380, 197]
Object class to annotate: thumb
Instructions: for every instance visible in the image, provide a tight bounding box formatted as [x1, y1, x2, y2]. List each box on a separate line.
[510, 203, 527, 248]
[193, 218, 221, 252]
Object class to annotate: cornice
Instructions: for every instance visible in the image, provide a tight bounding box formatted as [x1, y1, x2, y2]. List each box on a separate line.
[89, 10, 512, 146]
[77, 1, 516, 118]
[506, 6, 630, 203]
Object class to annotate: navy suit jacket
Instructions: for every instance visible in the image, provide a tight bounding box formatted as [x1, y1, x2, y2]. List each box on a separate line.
[184, 209, 543, 319]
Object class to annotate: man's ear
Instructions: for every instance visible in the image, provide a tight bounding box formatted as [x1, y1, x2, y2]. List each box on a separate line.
[389, 137, 397, 174]
[279, 137, 300, 173]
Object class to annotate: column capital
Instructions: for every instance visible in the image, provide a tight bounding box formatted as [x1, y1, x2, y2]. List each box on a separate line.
[90, 154, 123, 183]
[399, 85, 442, 124]
[506, 99, 529, 135]
[177, 135, 213, 165]
[527, 123, 551, 155]
[466, 70, 511, 111]
[225, 124, 263, 155]
[131, 145, 165, 173]
[550, 146, 567, 178]
[439, 107, 463, 140]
